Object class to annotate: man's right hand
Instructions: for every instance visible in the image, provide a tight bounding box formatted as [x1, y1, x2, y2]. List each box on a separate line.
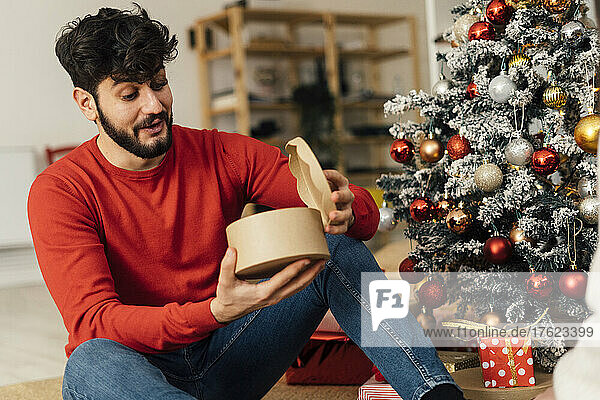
[209, 247, 327, 324]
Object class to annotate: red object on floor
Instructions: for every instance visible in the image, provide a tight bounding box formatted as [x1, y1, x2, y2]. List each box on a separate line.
[285, 332, 374, 385]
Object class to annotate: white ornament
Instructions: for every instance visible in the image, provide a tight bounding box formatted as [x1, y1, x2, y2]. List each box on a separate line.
[482, 361, 490, 369]
[505, 138, 534, 166]
[485, 380, 491, 387]
[432, 74, 454, 97]
[518, 368, 526, 376]
[474, 164, 503, 192]
[480, 342, 487, 349]
[529, 377, 536, 385]
[491, 338, 500, 345]
[560, 20, 586, 46]
[502, 347, 509, 354]
[578, 177, 596, 198]
[378, 207, 396, 232]
[454, 13, 480, 43]
[490, 360, 495, 367]
[509, 379, 516, 386]
[498, 369, 506, 377]
[516, 349, 524, 357]
[489, 73, 517, 103]
[579, 197, 600, 224]
[511, 337, 519, 345]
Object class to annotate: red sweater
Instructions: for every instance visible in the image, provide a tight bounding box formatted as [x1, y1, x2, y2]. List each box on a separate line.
[28, 125, 378, 357]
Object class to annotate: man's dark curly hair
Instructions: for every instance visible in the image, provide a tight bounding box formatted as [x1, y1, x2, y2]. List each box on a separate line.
[55, 3, 178, 98]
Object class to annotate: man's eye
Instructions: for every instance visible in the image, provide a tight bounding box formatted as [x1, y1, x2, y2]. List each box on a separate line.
[122, 92, 137, 101]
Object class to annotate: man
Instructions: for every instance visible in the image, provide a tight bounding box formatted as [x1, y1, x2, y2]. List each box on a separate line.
[28, 5, 463, 400]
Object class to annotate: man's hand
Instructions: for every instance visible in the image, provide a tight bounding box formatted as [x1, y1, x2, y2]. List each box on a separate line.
[323, 169, 355, 235]
[210, 248, 327, 324]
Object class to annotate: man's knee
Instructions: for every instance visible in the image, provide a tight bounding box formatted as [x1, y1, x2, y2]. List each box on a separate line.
[63, 338, 134, 396]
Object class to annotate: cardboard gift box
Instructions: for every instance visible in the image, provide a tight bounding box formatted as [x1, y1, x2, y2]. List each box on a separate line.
[478, 337, 535, 388]
[285, 332, 374, 385]
[226, 137, 335, 280]
[357, 375, 403, 400]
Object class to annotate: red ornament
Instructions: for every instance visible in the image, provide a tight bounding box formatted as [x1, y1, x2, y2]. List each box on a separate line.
[559, 271, 588, 300]
[466, 81, 480, 99]
[447, 135, 473, 160]
[486, 0, 514, 25]
[399, 257, 425, 284]
[390, 138, 415, 164]
[410, 197, 435, 222]
[468, 21, 496, 41]
[526, 273, 554, 299]
[483, 236, 513, 264]
[418, 280, 447, 309]
[531, 147, 560, 175]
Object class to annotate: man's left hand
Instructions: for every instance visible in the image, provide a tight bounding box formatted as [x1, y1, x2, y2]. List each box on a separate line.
[323, 169, 355, 235]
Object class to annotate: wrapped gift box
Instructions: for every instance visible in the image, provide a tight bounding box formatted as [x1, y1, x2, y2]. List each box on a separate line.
[357, 375, 403, 400]
[285, 332, 374, 385]
[478, 337, 535, 388]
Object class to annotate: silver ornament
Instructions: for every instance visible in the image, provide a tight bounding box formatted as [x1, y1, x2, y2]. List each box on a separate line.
[488, 73, 517, 103]
[560, 21, 586, 46]
[505, 138, 534, 166]
[453, 13, 480, 43]
[474, 164, 503, 192]
[432, 74, 454, 97]
[579, 197, 600, 224]
[578, 177, 596, 198]
[378, 207, 396, 232]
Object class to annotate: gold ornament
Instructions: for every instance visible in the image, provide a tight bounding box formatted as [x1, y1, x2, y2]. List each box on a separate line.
[543, 0, 573, 14]
[509, 225, 533, 244]
[508, 53, 532, 70]
[480, 311, 504, 327]
[446, 208, 472, 234]
[574, 114, 600, 154]
[506, 0, 540, 8]
[419, 138, 444, 163]
[542, 85, 568, 109]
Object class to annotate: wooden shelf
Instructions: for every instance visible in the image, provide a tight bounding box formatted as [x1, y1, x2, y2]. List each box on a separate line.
[247, 43, 324, 58]
[195, 6, 421, 185]
[340, 47, 410, 60]
[206, 45, 409, 61]
[196, 9, 408, 32]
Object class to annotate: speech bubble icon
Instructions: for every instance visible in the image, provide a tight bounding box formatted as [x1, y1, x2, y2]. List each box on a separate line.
[369, 280, 410, 331]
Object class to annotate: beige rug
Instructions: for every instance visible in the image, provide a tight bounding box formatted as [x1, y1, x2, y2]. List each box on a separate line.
[0, 376, 359, 400]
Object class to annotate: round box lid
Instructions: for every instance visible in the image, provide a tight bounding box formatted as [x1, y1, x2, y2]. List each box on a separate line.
[286, 137, 336, 228]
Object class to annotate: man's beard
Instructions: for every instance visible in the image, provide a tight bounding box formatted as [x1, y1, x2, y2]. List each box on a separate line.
[97, 106, 173, 160]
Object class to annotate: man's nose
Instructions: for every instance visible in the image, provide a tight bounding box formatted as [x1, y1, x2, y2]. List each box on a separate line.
[140, 86, 163, 115]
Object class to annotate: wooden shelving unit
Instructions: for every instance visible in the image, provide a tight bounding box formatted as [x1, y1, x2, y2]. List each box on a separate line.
[193, 6, 421, 176]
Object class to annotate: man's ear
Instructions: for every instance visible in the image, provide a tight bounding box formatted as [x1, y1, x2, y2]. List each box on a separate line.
[73, 87, 98, 122]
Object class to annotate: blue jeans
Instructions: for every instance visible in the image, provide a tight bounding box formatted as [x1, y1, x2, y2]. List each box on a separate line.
[62, 234, 459, 400]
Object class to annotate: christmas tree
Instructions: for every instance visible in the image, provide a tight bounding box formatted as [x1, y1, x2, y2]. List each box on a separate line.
[377, 0, 599, 370]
